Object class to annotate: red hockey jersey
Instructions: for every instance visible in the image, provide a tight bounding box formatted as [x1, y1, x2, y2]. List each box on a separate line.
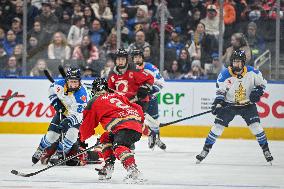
[80, 93, 145, 141]
[108, 66, 154, 101]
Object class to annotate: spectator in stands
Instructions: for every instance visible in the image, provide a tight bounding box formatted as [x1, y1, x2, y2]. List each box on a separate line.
[72, 35, 100, 64]
[102, 32, 117, 57]
[187, 22, 218, 67]
[155, 0, 173, 24]
[58, 10, 72, 35]
[178, 48, 191, 74]
[128, 30, 150, 54]
[222, 32, 252, 66]
[163, 60, 183, 80]
[100, 56, 114, 79]
[29, 59, 51, 77]
[166, 29, 184, 58]
[200, 4, 224, 39]
[244, 22, 266, 61]
[11, 17, 23, 44]
[27, 36, 45, 61]
[204, 53, 225, 80]
[92, 0, 113, 31]
[67, 16, 86, 48]
[89, 18, 107, 46]
[0, 43, 8, 69]
[27, 0, 40, 29]
[28, 21, 49, 47]
[144, 0, 157, 20]
[0, 55, 22, 77]
[82, 65, 95, 78]
[0, 0, 14, 31]
[13, 44, 23, 63]
[49, 0, 63, 19]
[83, 5, 96, 28]
[72, 2, 84, 18]
[183, 8, 202, 35]
[47, 32, 71, 60]
[127, 5, 150, 36]
[183, 0, 207, 19]
[0, 27, 5, 44]
[143, 46, 154, 64]
[181, 59, 207, 80]
[35, 1, 59, 36]
[2, 30, 17, 56]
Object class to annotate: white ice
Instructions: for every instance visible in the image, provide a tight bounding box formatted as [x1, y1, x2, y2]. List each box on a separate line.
[0, 134, 283, 189]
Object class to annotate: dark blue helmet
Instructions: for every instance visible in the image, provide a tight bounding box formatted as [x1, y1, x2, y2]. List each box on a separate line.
[131, 48, 144, 58]
[66, 67, 81, 81]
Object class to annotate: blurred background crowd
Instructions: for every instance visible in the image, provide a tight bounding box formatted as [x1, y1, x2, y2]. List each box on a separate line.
[0, 0, 283, 80]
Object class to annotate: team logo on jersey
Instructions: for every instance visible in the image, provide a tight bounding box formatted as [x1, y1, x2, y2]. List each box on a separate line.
[235, 83, 246, 104]
[81, 95, 87, 102]
[56, 87, 60, 93]
[115, 80, 128, 93]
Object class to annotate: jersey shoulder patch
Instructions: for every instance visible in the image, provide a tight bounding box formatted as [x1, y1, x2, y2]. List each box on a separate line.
[246, 66, 260, 74]
[74, 87, 89, 104]
[54, 79, 66, 87]
[217, 68, 231, 82]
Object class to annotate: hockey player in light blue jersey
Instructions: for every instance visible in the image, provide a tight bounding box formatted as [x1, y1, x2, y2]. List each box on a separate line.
[32, 67, 90, 164]
[196, 50, 273, 164]
[131, 49, 167, 150]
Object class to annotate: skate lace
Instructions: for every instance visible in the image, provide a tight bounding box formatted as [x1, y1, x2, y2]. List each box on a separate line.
[155, 138, 165, 147]
[264, 151, 272, 158]
[200, 150, 209, 157]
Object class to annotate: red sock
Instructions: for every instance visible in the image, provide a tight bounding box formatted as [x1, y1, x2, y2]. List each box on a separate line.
[114, 145, 135, 169]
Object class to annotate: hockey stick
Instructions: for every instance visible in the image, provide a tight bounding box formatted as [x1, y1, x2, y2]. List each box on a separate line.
[58, 65, 66, 78]
[44, 69, 55, 83]
[159, 110, 212, 127]
[11, 143, 98, 177]
[0, 91, 18, 101]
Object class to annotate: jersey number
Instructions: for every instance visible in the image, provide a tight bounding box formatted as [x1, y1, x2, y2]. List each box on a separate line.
[110, 98, 130, 109]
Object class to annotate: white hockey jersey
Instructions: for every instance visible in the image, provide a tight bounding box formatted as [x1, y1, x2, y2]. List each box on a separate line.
[140, 62, 165, 91]
[48, 79, 90, 125]
[216, 66, 267, 104]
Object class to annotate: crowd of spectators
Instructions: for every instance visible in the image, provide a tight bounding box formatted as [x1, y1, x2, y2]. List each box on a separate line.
[0, 0, 283, 80]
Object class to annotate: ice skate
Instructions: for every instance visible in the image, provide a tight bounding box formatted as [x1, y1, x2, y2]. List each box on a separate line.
[49, 151, 65, 165]
[96, 163, 114, 180]
[148, 131, 156, 150]
[263, 150, 273, 165]
[32, 147, 44, 164]
[196, 146, 210, 164]
[124, 164, 146, 184]
[155, 137, 166, 150]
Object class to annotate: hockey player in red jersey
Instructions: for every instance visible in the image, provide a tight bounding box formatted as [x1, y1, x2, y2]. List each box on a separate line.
[107, 48, 154, 110]
[80, 78, 146, 183]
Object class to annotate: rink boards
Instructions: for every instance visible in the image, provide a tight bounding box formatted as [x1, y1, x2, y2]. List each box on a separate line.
[0, 79, 283, 140]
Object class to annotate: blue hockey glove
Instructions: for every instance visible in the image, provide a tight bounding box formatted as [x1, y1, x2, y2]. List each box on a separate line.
[249, 86, 264, 103]
[211, 98, 226, 115]
[51, 99, 66, 113]
[58, 118, 72, 130]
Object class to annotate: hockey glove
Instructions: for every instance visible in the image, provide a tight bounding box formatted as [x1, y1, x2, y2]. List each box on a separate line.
[137, 85, 151, 100]
[58, 118, 72, 130]
[211, 98, 226, 115]
[249, 86, 264, 103]
[51, 99, 66, 113]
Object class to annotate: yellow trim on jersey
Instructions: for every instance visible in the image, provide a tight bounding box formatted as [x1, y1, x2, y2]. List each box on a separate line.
[228, 66, 247, 78]
[0, 122, 283, 140]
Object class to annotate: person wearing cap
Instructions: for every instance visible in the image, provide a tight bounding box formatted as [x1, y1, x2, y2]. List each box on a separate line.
[200, 4, 224, 39]
[35, 1, 59, 35]
[181, 59, 207, 80]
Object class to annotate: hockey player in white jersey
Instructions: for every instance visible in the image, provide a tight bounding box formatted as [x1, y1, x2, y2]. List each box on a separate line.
[131, 49, 167, 150]
[32, 67, 90, 164]
[196, 50, 273, 164]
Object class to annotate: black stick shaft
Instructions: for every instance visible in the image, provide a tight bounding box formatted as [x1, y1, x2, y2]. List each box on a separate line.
[159, 110, 212, 127]
[43, 70, 54, 83]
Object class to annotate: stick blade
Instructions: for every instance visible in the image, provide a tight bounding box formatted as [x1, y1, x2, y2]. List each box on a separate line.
[11, 169, 31, 177]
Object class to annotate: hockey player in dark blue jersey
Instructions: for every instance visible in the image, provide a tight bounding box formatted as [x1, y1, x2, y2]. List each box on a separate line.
[32, 67, 90, 164]
[131, 49, 167, 150]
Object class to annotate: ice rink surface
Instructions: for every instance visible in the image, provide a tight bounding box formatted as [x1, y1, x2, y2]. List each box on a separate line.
[0, 134, 283, 189]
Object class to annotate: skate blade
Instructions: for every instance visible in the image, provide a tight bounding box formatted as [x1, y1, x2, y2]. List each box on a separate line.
[123, 178, 148, 184]
[196, 160, 201, 164]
